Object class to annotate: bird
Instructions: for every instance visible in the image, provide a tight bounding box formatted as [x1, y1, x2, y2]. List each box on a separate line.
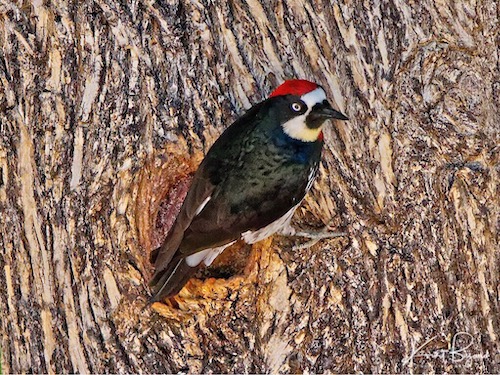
[149, 79, 348, 302]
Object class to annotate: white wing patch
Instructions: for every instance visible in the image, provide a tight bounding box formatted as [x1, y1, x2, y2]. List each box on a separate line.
[282, 87, 327, 142]
[185, 241, 235, 267]
[241, 203, 301, 244]
[194, 196, 211, 216]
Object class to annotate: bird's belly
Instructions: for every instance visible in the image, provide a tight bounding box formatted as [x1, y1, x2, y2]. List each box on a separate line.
[241, 202, 300, 244]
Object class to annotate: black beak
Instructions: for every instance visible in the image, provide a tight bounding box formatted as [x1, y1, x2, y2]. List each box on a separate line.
[307, 100, 349, 128]
[314, 100, 349, 120]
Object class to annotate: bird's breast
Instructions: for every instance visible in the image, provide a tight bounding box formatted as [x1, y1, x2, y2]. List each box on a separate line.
[271, 128, 321, 165]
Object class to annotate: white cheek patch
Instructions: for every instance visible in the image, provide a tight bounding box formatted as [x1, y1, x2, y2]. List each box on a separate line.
[282, 114, 314, 141]
[282, 88, 327, 142]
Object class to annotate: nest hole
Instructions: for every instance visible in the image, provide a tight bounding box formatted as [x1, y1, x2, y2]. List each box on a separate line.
[136, 149, 254, 285]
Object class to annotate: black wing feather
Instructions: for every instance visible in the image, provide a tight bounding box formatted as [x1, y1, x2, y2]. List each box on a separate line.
[149, 103, 265, 293]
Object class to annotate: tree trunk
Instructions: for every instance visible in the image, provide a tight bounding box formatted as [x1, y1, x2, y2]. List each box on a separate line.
[0, 0, 498, 373]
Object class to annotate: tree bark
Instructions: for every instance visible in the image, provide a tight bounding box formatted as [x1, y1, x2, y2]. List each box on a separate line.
[0, 0, 498, 373]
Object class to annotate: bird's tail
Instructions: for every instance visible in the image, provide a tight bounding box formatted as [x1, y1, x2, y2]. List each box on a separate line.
[149, 257, 198, 303]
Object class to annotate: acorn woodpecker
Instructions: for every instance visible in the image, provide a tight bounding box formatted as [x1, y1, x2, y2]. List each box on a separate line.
[149, 79, 348, 301]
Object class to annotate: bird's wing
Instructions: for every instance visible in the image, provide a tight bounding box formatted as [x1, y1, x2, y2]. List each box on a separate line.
[150, 170, 216, 274]
[150, 102, 267, 279]
[177, 164, 311, 254]
[175, 139, 323, 255]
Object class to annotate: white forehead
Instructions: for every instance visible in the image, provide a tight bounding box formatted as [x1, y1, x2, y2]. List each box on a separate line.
[300, 87, 327, 108]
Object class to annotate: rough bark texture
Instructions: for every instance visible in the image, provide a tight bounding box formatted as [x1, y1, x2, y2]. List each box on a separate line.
[0, 0, 499, 373]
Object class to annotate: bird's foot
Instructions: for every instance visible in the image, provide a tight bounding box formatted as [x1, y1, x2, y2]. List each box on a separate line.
[289, 228, 347, 250]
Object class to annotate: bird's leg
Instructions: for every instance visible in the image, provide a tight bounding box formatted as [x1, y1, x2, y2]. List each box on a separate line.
[292, 230, 347, 239]
[279, 224, 347, 250]
[292, 229, 347, 250]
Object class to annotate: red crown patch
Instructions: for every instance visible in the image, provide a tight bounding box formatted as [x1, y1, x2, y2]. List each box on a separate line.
[269, 79, 319, 98]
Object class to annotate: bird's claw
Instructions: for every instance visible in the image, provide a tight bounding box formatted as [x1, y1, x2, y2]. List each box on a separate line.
[290, 229, 347, 250]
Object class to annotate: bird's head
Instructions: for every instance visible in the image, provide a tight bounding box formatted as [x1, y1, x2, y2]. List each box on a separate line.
[269, 79, 348, 142]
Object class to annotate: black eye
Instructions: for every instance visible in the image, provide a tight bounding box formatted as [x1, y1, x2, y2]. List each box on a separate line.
[291, 102, 303, 112]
